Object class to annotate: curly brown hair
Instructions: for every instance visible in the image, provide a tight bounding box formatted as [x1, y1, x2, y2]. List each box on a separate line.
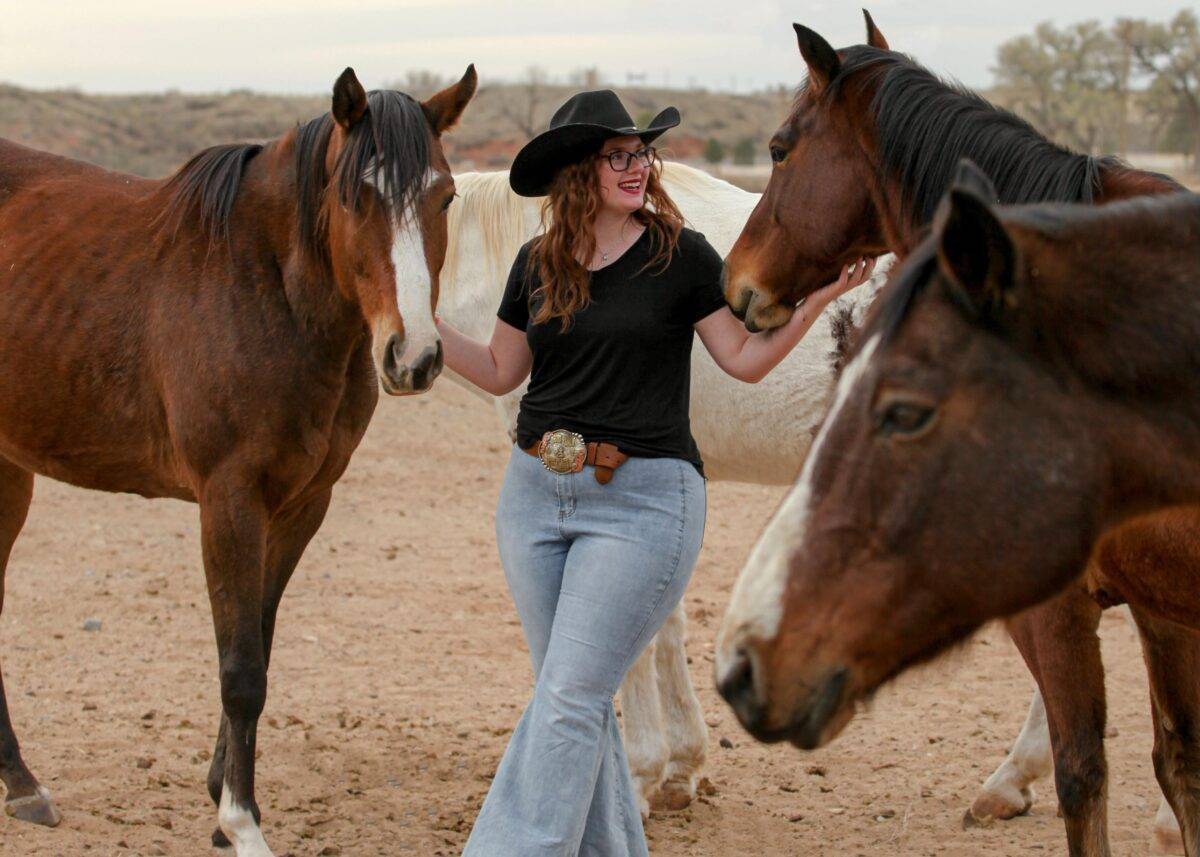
[527, 152, 683, 329]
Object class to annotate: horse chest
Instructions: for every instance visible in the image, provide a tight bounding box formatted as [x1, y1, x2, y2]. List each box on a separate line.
[268, 357, 378, 508]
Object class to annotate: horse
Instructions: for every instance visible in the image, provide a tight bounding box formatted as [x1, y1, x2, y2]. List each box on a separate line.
[0, 66, 477, 856]
[716, 10, 1186, 849]
[715, 166, 1200, 856]
[437, 162, 893, 816]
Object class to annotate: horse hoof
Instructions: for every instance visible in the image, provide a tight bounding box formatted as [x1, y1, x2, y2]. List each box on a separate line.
[5, 790, 62, 827]
[1152, 825, 1186, 856]
[649, 780, 696, 813]
[212, 827, 233, 848]
[966, 785, 1032, 827]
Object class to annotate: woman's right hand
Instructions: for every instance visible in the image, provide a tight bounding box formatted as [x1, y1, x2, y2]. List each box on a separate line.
[807, 257, 877, 308]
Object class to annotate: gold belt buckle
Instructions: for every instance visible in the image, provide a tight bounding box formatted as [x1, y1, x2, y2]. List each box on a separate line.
[538, 429, 586, 474]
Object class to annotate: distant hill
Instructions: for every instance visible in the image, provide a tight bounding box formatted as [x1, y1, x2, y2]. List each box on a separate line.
[0, 80, 792, 179]
[3, 80, 1191, 191]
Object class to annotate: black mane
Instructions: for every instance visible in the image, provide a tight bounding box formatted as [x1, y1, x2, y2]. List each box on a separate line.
[820, 46, 1114, 229]
[161, 143, 263, 244]
[164, 88, 431, 257]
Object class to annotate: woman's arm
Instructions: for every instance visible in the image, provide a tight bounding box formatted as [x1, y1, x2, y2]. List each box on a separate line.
[436, 317, 533, 396]
[695, 258, 876, 384]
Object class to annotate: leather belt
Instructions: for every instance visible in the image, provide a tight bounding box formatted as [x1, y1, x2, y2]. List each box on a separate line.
[522, 429, 629, 485]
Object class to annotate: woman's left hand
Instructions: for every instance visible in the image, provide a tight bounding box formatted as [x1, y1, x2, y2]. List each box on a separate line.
[806, 257, 877, 308]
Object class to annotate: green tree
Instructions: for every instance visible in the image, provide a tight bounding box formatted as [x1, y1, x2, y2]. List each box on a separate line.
[1116, 11, 1200, 168]
[732, 137, 756, 165]
[703, 138, 726, 164]
[992, 20, 1129, 154]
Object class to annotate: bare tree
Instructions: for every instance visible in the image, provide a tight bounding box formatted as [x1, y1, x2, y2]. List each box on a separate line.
[500, 66, 550, 138]
[992, 20, 1129, 154]
[569, 67, 604, 88]
[1117, 11, 1200, 168]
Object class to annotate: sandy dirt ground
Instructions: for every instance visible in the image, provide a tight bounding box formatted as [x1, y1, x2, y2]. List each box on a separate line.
[0, 381, 1170, 856]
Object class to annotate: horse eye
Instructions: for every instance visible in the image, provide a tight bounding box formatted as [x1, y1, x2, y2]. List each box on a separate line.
[441, 193, 455, 212]
[769, 145, 787, 164]
[875, 401, 935, 437]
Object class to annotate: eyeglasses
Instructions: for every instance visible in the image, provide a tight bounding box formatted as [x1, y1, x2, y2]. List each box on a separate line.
[597, 146, 658, 172]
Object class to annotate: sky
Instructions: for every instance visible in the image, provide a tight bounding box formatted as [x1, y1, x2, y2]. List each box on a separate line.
[1, 1, 1191, 95]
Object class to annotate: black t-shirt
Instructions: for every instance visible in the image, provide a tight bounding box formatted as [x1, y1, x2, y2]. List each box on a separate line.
[497, 226, 727, 474]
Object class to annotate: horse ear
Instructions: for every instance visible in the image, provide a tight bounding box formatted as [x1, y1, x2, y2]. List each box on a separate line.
[422, 64, 478, 135]
[935, 186, 1018, 322]
[951, 158, 998, 204]
[862, 9, 890, 50]
[793, 23, 841, 92]
[332, 67, 368, 130]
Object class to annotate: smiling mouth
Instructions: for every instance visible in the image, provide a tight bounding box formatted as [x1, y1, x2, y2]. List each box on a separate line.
[618, 178, 643, 194]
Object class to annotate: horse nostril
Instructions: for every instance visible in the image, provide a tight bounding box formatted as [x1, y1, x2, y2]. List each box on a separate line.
[430, 340, 444, 378]
[410, 341, 444, 391]
[729, 288, 753, 321]
[383, 333, 405, 378]
[718, 647, 763, 727]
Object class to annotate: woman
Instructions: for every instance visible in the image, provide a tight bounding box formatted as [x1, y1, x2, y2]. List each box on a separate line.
[439, 90, 874, 856]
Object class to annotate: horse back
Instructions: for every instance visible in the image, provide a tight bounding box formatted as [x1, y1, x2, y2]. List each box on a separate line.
[0, 136, 149, 203]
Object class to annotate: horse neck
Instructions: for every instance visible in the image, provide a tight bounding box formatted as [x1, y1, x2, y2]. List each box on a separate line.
[860, 72, 1122, 254]
[865, 159, 921, 256]
[848, 108, 926, 257]
[1019, 200, 1200, 517]
[659, 163, 760, 252]
[1095, 160, 1185, 202]
[217, 144, 366, 349]
[440, 171, 539, 340]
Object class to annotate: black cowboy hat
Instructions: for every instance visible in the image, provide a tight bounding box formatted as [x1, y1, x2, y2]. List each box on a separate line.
[509, 90, 680, 197]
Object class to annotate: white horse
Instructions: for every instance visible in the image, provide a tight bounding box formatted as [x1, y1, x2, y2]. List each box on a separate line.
[435, 163, 1180, 849]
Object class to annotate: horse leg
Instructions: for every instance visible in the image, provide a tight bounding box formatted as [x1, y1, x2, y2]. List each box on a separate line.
[1102, 603, 1188, 855]
[1130, 607, 1200, 856]
[1007, 588, 1110, 857]
[969, 686, 1053, 823]
[200, 485, 275, 857]
[1155, 795, 1186, 856]
[648, 600, 708, 813]
[0, 458, 57, 827]
[209, 491, 331, 849]
[618, 636, 667, 820]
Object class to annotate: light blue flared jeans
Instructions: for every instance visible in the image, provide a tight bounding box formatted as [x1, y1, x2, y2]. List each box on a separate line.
[462, 447, 706, 857]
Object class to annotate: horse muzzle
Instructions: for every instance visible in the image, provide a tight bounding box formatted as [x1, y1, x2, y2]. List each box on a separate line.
[724, 274, 796, 333]
[717, 646, 853, 750]
[379, 334, 443, 395]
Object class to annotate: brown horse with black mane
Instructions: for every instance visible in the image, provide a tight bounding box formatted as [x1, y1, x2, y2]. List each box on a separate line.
[716, 12, 1190, 854]
[723, 11, 1178, 333]
[0, 65, 476, 855]
[717, 166, 1200, 855]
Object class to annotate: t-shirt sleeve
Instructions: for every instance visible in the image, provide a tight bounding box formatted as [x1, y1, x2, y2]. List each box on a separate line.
[686, 233, 729, 325]
[496, 244, 532, 331]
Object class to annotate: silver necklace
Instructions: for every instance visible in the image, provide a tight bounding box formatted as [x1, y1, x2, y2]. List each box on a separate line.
[597, 225, 640, 265]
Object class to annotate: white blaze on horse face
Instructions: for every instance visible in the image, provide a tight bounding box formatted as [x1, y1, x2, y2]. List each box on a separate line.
[218, 780, 275, 857]
[715, 334, 882, 685]
[389, 171, 442, 369]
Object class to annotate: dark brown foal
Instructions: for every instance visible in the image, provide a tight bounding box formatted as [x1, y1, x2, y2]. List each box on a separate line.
[717, 170, 1200, 857]
[0, 66, 477, 855]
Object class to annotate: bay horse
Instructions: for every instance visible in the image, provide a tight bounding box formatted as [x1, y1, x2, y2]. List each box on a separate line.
[715, 167, 1200, 855]
[0, 66, 477, 856]
[438, 164, 892, 816]
[718, 11, 1186, 851]
[723, 11, 1178, 332]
